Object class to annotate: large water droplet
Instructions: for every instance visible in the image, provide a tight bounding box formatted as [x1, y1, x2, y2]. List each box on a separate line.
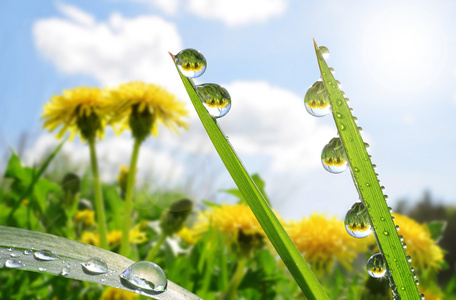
[367, 253, 387, 278]
[175, 49, 206, 78]
[5, 259, 24, 268]
[81, 257, 108, 275]
[120, 261, 167, 292]
[319, 46, 330, 59]
[345, 202, 372, 238]
[304, 80, 330, 117]
[195, 84, 231, 118]
[321, 137, 348, 174]
[34, 249, 60, 261]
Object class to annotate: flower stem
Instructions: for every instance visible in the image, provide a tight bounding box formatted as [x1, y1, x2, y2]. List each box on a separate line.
[223, 257, 247, 300]
[88, 137, 108, 249]
[145, 233, 167, 262]
[120, 138, 142, 257]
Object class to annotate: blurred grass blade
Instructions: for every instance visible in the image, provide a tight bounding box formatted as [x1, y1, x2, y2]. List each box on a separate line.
[0, 226, 201, 300]
[313, 40, 421, 300]
[171, 53, 328, 300]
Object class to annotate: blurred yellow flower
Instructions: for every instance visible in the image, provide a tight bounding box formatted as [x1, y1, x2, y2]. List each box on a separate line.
[101, 287, 138, 300]
[41, 87, 108, 141]
[105, 81, 189, 140]
[178, 204, 265, 245]
[392, 213, 444, 270]
[74, 209, 95, 227]
[286, 213, 373, 275]
[419, 288, 443, 300]
[81, 224, 147, 247]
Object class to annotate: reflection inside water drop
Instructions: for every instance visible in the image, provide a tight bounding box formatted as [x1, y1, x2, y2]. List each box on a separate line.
[120, 261, 167, 293]
[175, 49, 207, 78]
[367, 253, 387, 278]
[195, 84, 231, 118]
[81, 257, 108, 274]
[344, 202, 372, 238]
[304, 80, 330, 117]
[321, 137, 348, 174]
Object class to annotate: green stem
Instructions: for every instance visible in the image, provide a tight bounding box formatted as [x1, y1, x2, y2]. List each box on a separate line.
[120, 138, 142, 257]
[145, 233, 167, 262]
[88, 137, 108, 249]
[224, 258, 247, 300]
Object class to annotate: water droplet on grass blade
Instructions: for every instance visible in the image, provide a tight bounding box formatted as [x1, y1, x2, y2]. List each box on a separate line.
[23, 249, 33, 255]
[34, 250, 60, 261]
[5, 259, 24, 268]
[120, 261, 167, 293]
[39, 267, 46, 272]
[319, 46, 330, 59]
[304, 80, 330, 117]
[81, 257, 108, 274]
[345, 202, 372, 238]
[61, 267, 70, 276]
[367, 253, 387, 278]
[321, 137, 348, 174]
[195, 84, 231, 118]
[175, 49, 206, 78]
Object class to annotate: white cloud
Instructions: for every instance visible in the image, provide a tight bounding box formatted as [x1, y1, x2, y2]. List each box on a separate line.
[56, 2, 95, 26]
[187, 0, 288, 27]
[33, 5, 184, 93]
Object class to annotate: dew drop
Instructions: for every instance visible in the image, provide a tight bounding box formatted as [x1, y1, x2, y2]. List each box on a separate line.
[81, 257, 108, 275]
[353, 167, 360, 172]
[380, 217, 385, 221]
[395, 225, 400, 231]
[399, 235, 404, 242]
[406, 255, 412, 263]
[39, 267, 46, 272]
[23, 249, 33, 255]
[415, 279, 419, 285]
[366, 183, 370, 187]
[388, 207, 393, 213]
[7, 247, 13, 252]
[383, 230, 390, 236]
[120, 261, 167, 292]
[336, 113, 342, 118]
[344, 202, 372, 238]
[339, 123, 345, 131]
[304, 80, 330, 117]
[175, 49, 206, 78]
[195, 84, 231, 118]
[402, 242, 407, 249]
[329, 67, 335, 74]
[420, 293, 425, 299]
[34, 250, 60, 261]
[10, 253, 20, 258]
[366, 253, 387, 278]
[5, 259, 24, 268]
[321, 137, 348, 174]
[61, 267, 70, 276]
[319, 46, 330, 59]
[410, 267, 414, 272]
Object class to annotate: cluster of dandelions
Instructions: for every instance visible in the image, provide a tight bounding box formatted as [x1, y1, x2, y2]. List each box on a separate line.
[41, 82, 189, 256]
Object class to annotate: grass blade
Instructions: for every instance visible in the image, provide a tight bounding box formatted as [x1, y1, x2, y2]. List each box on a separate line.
[313, 40, 421, 299]
[0, 226, 200, 300]
[171, 53, 328, 300]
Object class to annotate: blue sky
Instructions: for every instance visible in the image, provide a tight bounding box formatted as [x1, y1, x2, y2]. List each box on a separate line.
[1, 0, 455, 220]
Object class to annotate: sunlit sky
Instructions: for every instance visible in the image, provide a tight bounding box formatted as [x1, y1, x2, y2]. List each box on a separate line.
[1, 0, 455, 220]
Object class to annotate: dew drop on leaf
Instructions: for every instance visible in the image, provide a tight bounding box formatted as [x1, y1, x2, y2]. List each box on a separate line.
[367, 253, 387, 278]
[81, 257, 108, 275]
[344, 202, 372, 238]
[23, 249, 33, 255]
[175, 49, 207, 78]
[304, 80, 331, 117]
[61, 267, 70, 276]
[38, 267, 46, 272]
[321, 137, 347, 174]
[406, 255, 412, 263]
[5, 259, 24, 268]
[319, 46, 330, 59]
[195, 84, 231, 118]
[34, 249, 60, 261]
[120, 261, 167, 292]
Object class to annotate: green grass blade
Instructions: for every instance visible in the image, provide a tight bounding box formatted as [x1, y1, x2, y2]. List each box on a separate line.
[313, 40, 421, 300]
[171, 53, 328, 300]
[0, 226, 200, 300]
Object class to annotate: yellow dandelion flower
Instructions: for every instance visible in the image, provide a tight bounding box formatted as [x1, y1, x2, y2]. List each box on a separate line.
[108, 230, 123, 246]
[195, 204, 265, 242]
[286, 213, 373, 275]
[177, 227, 198, 245]
[41, 87, 108, 141]
[392, 213, 444, 270]
[101, 287, 138, 300]
[80, 231, 100, 247]
[129, 221, 148, 244]
[74, 209, 95, 227]
[105, 81, 189, 141]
